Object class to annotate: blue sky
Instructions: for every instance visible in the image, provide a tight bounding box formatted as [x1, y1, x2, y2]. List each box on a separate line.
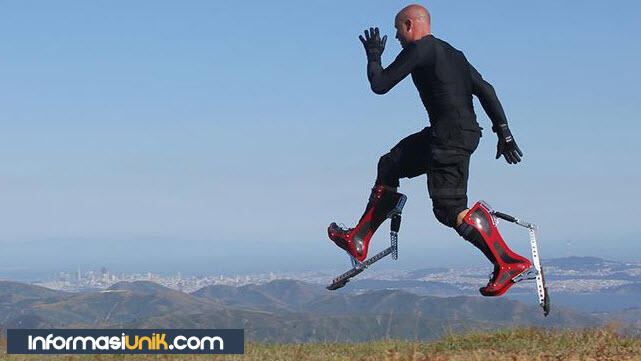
[1, 1, 640, 277]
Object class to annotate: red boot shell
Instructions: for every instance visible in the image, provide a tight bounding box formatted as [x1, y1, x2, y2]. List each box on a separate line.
[463, 202, 531, 296]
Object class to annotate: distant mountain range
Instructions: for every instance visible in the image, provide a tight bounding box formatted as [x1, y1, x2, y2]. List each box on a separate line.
[2, 256, 639, 342]
[0, 278, 604, 342]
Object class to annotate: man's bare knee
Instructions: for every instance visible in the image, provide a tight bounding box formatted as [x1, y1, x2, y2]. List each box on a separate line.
[456, 208, 470, 227]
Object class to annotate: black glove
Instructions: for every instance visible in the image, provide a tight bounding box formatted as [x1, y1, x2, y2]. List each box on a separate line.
[359, 27, 387, 62]
[493, 123, 523, 164]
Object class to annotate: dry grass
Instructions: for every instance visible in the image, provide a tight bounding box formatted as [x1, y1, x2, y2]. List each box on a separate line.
[1, 327, 640, 361]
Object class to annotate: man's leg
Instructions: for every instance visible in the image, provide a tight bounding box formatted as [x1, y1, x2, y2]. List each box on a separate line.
[427, 144, 530, 296]
[328, 128, 430, 261]
[427, 144, 473, 228]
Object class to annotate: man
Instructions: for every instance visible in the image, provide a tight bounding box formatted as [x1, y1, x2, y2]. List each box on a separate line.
[328, 4, 530, 296]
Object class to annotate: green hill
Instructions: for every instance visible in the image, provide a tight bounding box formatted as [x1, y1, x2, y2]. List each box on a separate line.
[132, 309, 497, 343]
[3, 281, 223, 328]
[0, 280, 605, 342]
[191, 279, 327, 312]
[0, 281, 72, 328]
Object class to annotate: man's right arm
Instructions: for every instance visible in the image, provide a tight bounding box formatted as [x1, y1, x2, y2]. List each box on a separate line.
[367, 43, 421, 95]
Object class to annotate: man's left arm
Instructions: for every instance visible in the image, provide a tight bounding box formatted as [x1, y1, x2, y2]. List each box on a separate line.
[360, 27, 421, 95]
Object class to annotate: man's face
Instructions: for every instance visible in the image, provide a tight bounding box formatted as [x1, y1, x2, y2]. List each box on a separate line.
[394, 17, 411, 48]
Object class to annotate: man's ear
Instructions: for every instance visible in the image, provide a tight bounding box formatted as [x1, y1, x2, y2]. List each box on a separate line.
[404, 19, 412, 32]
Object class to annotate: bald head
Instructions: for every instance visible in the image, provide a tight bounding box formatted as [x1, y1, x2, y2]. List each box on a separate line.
[394, 4, 431, 48]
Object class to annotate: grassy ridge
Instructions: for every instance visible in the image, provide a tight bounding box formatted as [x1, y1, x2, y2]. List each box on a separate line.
[1, 327, 640, 361]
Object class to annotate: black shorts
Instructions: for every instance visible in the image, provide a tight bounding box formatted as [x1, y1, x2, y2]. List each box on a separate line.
[377, 126, 480, 200]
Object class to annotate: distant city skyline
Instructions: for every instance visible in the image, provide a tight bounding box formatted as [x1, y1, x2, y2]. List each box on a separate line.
[1, 1, 640, 276]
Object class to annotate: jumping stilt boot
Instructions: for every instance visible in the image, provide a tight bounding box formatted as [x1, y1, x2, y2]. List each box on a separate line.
[456, 201, 531, 296]
[328, 185, 406, 262]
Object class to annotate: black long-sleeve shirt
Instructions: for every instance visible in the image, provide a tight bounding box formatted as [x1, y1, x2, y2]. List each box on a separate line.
[367, 34, 509, 148]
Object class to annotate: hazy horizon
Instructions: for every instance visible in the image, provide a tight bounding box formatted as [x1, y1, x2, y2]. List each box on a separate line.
[1, 240, 638, 282]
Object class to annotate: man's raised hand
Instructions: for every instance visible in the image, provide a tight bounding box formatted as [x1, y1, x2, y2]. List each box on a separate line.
[359, 27, 387, 62]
